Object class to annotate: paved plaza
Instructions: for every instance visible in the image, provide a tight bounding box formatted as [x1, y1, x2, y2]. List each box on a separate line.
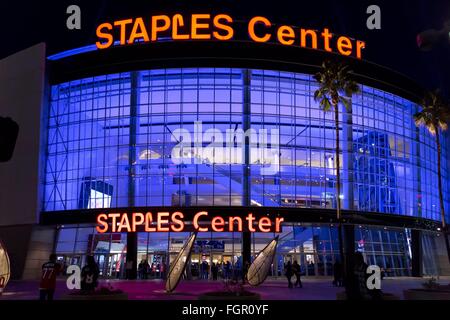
[1, 277, 449, 300]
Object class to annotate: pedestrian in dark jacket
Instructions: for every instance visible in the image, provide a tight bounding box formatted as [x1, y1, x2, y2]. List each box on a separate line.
[81, 255, 100, 292]
[333, 261, 343, 287]
[285, 261, 293, 288]
[351, 252, 382, 300]
[292, 260, 303, 288]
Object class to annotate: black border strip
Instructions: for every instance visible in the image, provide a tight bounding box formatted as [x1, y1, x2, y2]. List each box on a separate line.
[47, 40, 424, 103]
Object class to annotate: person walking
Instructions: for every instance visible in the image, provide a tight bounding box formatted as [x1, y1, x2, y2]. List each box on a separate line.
[225, 261, 231, 280]
[143, 259, 150, 279]
[351, 252, 382, 300]
[284, 261, 293, 288]
[211, 262, 218, 280]
[138, 260, 145, 279]
[333, 261, 343, 287]
[81, 255, 100, 292]
[292, 260, 303, 288]
[39, 254, 61, 301]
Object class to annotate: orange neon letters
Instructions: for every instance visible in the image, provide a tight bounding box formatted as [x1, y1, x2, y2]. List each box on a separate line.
[96, 211, 284, 233]
[96, 23, 114, 49]
[258, 217, 272, 232]
[95, 14, 365, 59]
[131, 212, 144, 232]
[300, 29, 318, 49]
[157, 212, 170, 232]
[151, 15, 171, 41]
[211, 216, 225, 232]
[145, 212, 156, 232]
[277, 26, 295, 45]
[337, 36, 352, 56]
[171, 211, 185, 232]
[128, 18, 149, 44]
[96, 213, 109, 233]
[114, 19, 133, 45]
[118, 214, 131, 232]
[321, 28, 333, 52]
[213, 14, 234, 40]
[191, 14, 211, 39]
[248, 16, 271, 42]
[172, 14, 190, 40]
[193, 211, 209, 231]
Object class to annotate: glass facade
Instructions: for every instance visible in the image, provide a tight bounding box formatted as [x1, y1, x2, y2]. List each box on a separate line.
[55, 223, 431, 277]
[44, 68, 449, 222]
[45, 67, 449, 278]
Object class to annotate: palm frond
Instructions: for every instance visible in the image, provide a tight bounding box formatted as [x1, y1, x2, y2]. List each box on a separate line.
[313, 59, 360, 111]
[339, 96, 350, 110]
[319, 97, 332, 112]
[415, 90, 450, 135]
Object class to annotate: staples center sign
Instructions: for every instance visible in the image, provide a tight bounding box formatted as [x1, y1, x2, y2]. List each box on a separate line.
[96, 13, 366, 59]
[96, 211, 284, 233]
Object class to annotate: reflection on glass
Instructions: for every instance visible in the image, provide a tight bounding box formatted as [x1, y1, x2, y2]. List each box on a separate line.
[44, 68, 448, 222]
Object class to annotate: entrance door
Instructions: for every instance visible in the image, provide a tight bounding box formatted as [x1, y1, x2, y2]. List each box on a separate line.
[94, 254, 107, 277]
[108, 253, 125, 278]
[147, 253, 167, 279]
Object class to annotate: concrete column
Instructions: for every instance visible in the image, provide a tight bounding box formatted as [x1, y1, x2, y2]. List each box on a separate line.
[411, 229, 422, 277]
[241, 69, 252, 279]
[343, 224, 355, 292]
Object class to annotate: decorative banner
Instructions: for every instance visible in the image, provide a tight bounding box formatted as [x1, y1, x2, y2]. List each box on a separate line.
[165, 232, 198, 293]
[0, 240, 11, 291]
[246, 236, 279, 286]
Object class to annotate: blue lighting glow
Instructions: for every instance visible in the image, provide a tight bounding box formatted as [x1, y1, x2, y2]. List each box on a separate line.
[43, 68, 449, 224]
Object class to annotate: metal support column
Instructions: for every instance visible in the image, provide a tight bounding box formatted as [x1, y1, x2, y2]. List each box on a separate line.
[126, 71, 140, 280]
[242, 69, 252, 280]
[411, 229, 422, 277]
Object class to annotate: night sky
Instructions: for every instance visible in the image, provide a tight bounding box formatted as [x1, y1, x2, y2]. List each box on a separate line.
[1, 0, 449, 96]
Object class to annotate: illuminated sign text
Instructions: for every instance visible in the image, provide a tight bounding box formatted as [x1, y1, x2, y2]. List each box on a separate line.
[96, 211, 284, 233]
[96, 13, 366, 59]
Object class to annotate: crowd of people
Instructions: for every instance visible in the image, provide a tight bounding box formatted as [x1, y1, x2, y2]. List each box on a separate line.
[137, 259, 166, 279]
[39, 253, 100, 301]
[198, 260, 235, 280]
[282, 253, 383, 300]
[39, 251, 383, 300]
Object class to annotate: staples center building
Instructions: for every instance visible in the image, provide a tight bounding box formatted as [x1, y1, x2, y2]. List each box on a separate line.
[0, 13, 449, 280]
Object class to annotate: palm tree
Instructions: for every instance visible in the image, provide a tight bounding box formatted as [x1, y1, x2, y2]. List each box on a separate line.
[414, 90, 450, 264]
[313, 59, 360, 293]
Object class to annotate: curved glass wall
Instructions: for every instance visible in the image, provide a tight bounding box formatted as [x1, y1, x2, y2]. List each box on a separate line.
[44, 68, 449, 222]
[54, 223, 421, 278]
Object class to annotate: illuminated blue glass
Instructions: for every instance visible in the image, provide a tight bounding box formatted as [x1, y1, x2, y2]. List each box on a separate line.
[43, 68, 450, 223]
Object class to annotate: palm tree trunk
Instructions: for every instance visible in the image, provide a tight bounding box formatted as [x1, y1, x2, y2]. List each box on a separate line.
[436, 132, 450, 264]
[334, 105, 348, 293]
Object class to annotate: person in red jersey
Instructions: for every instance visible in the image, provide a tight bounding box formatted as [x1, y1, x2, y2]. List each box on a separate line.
[39, 253, 61, 301]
